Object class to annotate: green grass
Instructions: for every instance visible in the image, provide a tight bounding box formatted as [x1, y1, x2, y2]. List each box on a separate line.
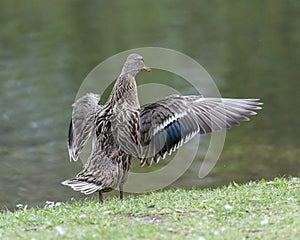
[1, 177, 299, 240]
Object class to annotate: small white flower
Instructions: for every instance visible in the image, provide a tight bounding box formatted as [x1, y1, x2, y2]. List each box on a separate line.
[102, 210, 113, 215]
[45, 201, 61, 208]
[224, 204, 233, 210]
[220, 226, 226, 232]
[55, 226, 65, 235]
[261, 216, 268, 225]
[16, 204, 28, 210]
[16, 204, 23, 209]
[45, 201, 55, 208]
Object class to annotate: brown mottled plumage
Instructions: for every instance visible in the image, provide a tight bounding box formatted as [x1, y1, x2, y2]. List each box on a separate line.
[62, 53, 262, 202]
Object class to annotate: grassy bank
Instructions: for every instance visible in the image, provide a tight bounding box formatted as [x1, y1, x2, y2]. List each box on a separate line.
[1, 177, 299, 239]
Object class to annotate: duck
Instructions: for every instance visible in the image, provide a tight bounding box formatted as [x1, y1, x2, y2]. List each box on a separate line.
[62, 53, 262, 202]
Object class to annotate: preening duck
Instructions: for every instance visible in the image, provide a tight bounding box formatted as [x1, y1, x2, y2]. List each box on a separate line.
[62, 53, 262, 202]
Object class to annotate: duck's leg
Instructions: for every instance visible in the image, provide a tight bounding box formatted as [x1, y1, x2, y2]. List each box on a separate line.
[119, 184, 124, 200]
[98, 191, 103, 203]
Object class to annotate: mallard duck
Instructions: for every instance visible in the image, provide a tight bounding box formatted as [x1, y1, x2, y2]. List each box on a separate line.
[62, 53, 262, 202]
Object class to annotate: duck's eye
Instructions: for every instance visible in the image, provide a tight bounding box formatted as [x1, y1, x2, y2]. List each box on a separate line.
[135, 57, 143, 61]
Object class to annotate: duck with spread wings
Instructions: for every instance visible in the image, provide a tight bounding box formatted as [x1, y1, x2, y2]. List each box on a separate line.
[62, 54, 262, 202]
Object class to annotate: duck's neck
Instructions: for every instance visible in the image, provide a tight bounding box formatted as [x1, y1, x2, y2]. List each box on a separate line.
[107, 73, 140, 109]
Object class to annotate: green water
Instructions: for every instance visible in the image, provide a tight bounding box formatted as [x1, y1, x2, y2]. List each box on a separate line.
[0, 0, 299, 209]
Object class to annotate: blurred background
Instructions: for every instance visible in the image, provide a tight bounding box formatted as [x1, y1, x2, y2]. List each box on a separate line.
[0, 0, 299, 210]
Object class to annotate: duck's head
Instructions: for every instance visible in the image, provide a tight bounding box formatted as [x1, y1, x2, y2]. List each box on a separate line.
[120, 53, 151, 76]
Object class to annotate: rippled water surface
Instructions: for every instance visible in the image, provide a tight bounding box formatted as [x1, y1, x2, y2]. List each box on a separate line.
[0, 1, 299, 209]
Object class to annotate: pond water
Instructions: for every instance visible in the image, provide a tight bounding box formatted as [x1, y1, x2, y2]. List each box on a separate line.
[0, 1, 299, 210]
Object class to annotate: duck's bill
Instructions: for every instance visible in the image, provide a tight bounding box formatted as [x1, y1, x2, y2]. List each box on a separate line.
[142, 66, 151, 72]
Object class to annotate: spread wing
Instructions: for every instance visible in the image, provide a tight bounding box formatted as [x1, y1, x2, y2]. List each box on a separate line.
[138, 95, 262, 166]
[68, 93, 101, 161]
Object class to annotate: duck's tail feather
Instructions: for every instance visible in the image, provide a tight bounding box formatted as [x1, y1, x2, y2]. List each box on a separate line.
[61, 178, 101, 195]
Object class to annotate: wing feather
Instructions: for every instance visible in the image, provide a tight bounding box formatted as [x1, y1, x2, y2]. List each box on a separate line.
[138, 95, 262, 166]
[68, 93, 101, 161]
